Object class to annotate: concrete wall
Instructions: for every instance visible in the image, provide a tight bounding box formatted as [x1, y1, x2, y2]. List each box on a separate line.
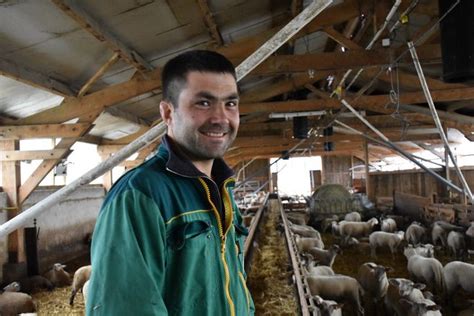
[0, 185, 105, 282]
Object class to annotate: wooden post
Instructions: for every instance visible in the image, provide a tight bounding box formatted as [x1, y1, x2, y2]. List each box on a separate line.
[99, 152, 114, 192]
[0, 140, 25, 263]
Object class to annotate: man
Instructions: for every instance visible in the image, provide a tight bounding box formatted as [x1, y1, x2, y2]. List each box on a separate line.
[86, 50, 254, 315]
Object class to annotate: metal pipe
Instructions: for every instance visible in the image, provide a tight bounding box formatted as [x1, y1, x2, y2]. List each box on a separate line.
[0, 0, 334, 238]
[408, 41, 473, 202]
[236, 157, 257, 182]
[338, 100, 465, 194]
[337, 0, 402, 91]
[0, 122, 167, 237]
[235, 0, 332, 80]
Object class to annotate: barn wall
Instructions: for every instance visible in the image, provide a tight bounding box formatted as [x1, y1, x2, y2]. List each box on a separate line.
[21, 185, 105, 273]
[368, 167, 474, 202]
[321, 156, 352, 188]
[0, 193, 8, 281]
[239, 159, 270, 193]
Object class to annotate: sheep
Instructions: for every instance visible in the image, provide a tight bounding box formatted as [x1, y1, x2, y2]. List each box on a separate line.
[357, 262, 391, 304]
[447, 231, 466, 259]
[339, 218, 378, 242]
[305, 245, 341, 268]
[381, 218, 397, 233]
[70, 265, 92, 306]
[82, 280, 90, 306]
[305, 260, 335, 276]
[289, 223, 321, 239]
[295, 235, 324, 252]
[466, 222, 474, 238]
[3, 282, 20, 292]
[405, 222, 427, 245]
[343, 237, 370, 254]
[443, 261, 474, 298]
[44, 263, 72, 287]
[321, 215, 339, 233]
[19, 275, 54, 294]
[405, 244, 435, 258]
[384, 278, 426, 316]
[404, 247, 444, 295]
[0, 291, 36, 316]
[306, 275, 364, 316]
[312, 295, 343, 316]
[344, 212, 361, 222]
[369, 231, 404, 258]
[399, 298, 441, 316]
[432, 221, 464, 248]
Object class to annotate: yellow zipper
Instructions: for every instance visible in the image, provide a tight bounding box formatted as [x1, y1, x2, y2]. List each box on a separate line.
[198, 177, 235, 316]
[238, 271, 251, 314]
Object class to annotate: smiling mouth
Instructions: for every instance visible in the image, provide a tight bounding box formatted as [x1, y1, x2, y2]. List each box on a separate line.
[203, 132, 226, 137]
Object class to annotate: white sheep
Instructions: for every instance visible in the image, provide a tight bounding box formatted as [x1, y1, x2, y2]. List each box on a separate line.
[295, 235, 324, 252]
[311, 295, 343, 316]
[399, 298, 441, 316]
[357, 262, 391, 304]
[447, 231, 466, 259]
[369, 231, 404, 258]
[466, 222, 474, 238]
[381, 218, 397, 233]
[305, 260, 335, 276]
[70, 265, 92, 306]
[344, 212, 361, 222]
[289, 223, 321, 239]
[0, 291, 36, 315]
[305, 245, 341, 268]
[306, 275, 364, 316]
[404, 247, 444, 295]
[384, 278, 426, 316]
[339, 218, 378, 242]
[443, 261, 474, 298]
[405, 244, 435, 258]
[343, 237, 370, 254]
[3, 282, 20, 292]
[405, 222, 427, 245]
[44, 263, 72, 287]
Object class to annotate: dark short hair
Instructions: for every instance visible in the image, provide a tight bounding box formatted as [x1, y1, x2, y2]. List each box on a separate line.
[161, 50, 236, 106]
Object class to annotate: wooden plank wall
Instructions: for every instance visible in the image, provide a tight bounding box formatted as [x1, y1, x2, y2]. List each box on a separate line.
[368, 167, 474, 202]
[241, 158, 270, 192]
[322, 155, 352, 188]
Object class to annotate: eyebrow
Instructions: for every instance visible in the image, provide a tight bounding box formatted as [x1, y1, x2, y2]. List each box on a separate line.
[196, 91, 239, 101]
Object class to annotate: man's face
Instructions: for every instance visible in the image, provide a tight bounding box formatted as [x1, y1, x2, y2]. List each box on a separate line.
[161, 71, 239, 161]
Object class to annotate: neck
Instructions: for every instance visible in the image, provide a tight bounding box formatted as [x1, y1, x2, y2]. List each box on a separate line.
[192, 160, 214, 178]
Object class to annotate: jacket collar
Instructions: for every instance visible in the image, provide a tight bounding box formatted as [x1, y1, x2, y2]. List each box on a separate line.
[158, 135, 234, 185]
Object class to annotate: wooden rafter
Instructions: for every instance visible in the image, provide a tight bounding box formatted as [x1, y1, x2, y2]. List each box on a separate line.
[251, 44, 441, 75]
[105, 107, 152, 127]
[196, 0, 224, 46]
[0, 149, 72, 162]
[0, 123, 91, 140]
[78, 52, 120, 97]
[0, 57, 75, 97]
[51, 0, 153, 72]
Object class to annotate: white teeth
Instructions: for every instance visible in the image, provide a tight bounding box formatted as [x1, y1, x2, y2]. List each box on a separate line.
[206, 132, 224, 137]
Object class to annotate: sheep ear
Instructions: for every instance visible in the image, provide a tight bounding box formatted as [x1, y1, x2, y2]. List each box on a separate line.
[414, 283, 426, 290]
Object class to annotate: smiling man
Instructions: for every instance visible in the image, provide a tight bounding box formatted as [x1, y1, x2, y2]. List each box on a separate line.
[86, 50, 254, 316]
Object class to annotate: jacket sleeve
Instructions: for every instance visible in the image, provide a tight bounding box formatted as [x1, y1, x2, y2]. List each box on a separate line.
[86, 188, 168, 316]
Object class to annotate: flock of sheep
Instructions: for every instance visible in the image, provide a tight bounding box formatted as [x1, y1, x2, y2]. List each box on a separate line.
[0, 263, 91, 315]
[287, 209, 474, 316]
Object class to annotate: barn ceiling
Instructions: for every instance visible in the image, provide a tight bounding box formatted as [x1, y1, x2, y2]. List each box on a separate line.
[0, 0, 473, 175]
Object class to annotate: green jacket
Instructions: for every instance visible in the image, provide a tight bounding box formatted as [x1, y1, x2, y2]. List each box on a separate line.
[86, 136, 254, 316]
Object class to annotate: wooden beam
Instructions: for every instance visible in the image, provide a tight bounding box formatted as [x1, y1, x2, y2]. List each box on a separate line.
[0, 149, 71, 162]
[0, 123, 91, 140]
[0, 140, 25, 263]
[196, 0, 224, 46]
[52, 0, 153, 72]
[241, 72, 330, 103]
[251, 44, 441, 75]
[14, 69, 161, 125]
[78, 52, 120, 97]
[105, 107, 152, 127]
[0, 57, 75, 97]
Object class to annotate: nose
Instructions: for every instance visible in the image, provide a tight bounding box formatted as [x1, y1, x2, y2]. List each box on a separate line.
[208, 103, 229, 124]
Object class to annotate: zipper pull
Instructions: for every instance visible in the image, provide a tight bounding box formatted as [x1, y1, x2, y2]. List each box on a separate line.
[221, 238, 226, 253]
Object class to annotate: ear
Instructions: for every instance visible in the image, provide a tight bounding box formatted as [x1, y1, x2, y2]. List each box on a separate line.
[160, 100, 174, 125]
